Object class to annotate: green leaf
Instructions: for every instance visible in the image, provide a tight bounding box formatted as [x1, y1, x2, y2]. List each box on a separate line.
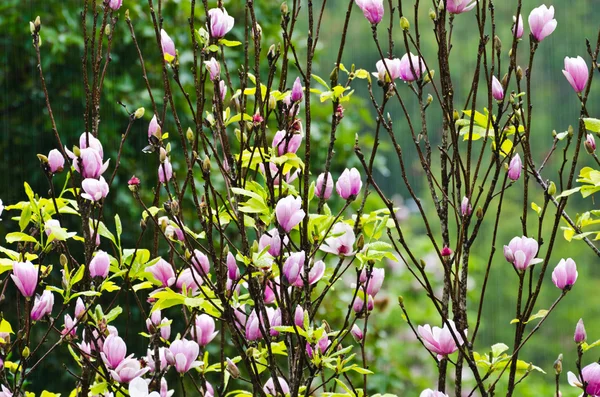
[219, 39, 242, 47]
[584, 118, 600, 133]
[19, 205, 32, 232]
[207, 44, 219, 52]
[142, 206, 162, 221]
[312, 74, 330, 89]
[556, 187, 581, 199]
[6, 232, 38, 244]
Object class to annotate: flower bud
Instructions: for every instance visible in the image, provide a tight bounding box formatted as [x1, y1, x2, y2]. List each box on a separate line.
[516, 66, 523, 81]
[160, 147, 167, 163]
[134, 107, 145, 119]
[281, 2, 289, 15]
[429, 8, 437, 20]
[351, 324, 363, 342]
[22, 346, 30, 359]
[547, 181, 556, 196]
[226, 358, 240, 378]
[585, 134, 596, 154]
[574, 319, 587, 344]
[400, 16, 410, 31]
[34, 16, 41, 29]
[553, 354, 563, 375]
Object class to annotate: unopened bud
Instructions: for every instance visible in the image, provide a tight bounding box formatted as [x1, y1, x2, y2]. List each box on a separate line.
[494, 35, 502, 53]
[429, 8, 437, 20]
[170, 200, 180, 216]
[516, 66, 523, 81]
[72, 146, 80, 157]
[267, 44, 276, 63]
[419, 259, 427, 268]
[29, 21, 35, 34]
[400, 16, 410, 31]
[202, 157, 211, 173]
[476, 207, 483, 219]
[502, 73, 508, 88]
[22, 346, 30, 359]
[423, 69, 435, 84]
[37, 154, 49, 165]
[269, 94, 277, 110]
[568, 125, 574, 137]
[34, 16, 41, 29]
[104, 24, 111, 36]
[186, 127, 194, 143]
[547, 181, 556, 196]
[281, 2, 289, 15]
[60, 254, 68, 267]
[226, 358, 240, 379]
[438, 1, 444, 11]
[159, 147, 167, 163]
[426, 94, 433, 105]
[453, 110, 460, 121]
[134, 107, 145, 119]
[356, 234, 365, 251]
[553, 354, 563, 375]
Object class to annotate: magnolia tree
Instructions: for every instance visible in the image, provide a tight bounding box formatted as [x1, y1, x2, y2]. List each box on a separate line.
[2, 0, 600, 396]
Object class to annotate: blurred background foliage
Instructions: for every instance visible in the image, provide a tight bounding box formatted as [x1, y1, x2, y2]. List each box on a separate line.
[1, 0, 600, 395]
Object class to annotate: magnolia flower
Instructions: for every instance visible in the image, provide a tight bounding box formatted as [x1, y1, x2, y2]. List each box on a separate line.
[191, 249, 211, 275]
[167, 339, 201, 373]
[492, 75, 504, 100]
[204, 57, 221, 81]
[208, 8, 235, 38]
[108, 0, 122, 10]
[361, 267, 385, 296]
[160, 29, 176, 62]
[259, 228, 286, 257]
[316, 172, 334, 199]
[90, 250, 110, 279]
[245, 310, 262, 341]
[420, 390, 449, 397]
[31, 290, 54, 321]
[569, 363, 600, 396]
[129, 377, 160, 397]
[336, 168, 362, 199]
[575, 319, 587, 344]
[158, 159, 173, 183]
[276, 196, 305, 232]
[11, 261, 38, 298]
[507, 154, 522, 181]
[503, 236, 543, 271]
[0, 386, 13, 397]
[321, 223, 356, 256]
[375, 58, 401, 82]
[81, 177, 109, 202]
[101, 334, 128, 369]
[355, 0, 384, 24]
[290, 77, 303, 102]
[193, 314, 219, 346]
[552, 258, 578, 289]
[146, 347, 168, 373]
[461, 196, 472, 216]
[283, 251, 305, 285]
[528, 4, 557, 42]
[110, 358, 149, 383]
[399, 53, 425, 82]
[447, 0, 477, 14]
[353, 289, 374, 313]
[147, 258, 176, 287]
[562, 56, 589, 93]
[513, 14, 524, 39]
[263, 377, 290, 396]
[74, 297, 85, 320]
[148, 115, 161, 139]
[48, 149, 65, 173]
[61, 314, 77, 338]
[417, 320, 466, 359]
[351, 324, 364, 341]
[272, 130, 302, 155]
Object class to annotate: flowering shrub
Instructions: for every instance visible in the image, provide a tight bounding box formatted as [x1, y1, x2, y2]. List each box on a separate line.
[1, 1, 600, 396]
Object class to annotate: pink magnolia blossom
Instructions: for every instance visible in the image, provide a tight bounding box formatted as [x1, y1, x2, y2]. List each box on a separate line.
[81, 177, 109, 202]
[492, 75, 504, 100]
[461, 196, 472, 216]
[351, 324, 363, 341]
[375, 58, 401, 82]
[208, 8, 235, 38]
[245, 310, 262, 341]
[336, 168, 362, 199]
[446, 0, 476, 14]
[101, 334, 128, 369]
[146, 347, 168, 373]
[129, 377, 160, 397]
[191, 249, 210, 275]
[11, 261, 38, 298]
[562, 56, 589, 93]
[503, 236, 543, 271]
[420, 390, 449, 397]
[74, 297, 85, 320]
[575, 318, 587, 344]
[552, 258, 578, 289]
[48, 149, 65, 173]
[361, 267, 385, 296]
[108, 0, 122, 10]
[569, 363, 600, 396]
[272, 130, 302, 155]
[263, 377, 290, 396]
[147, 258, 176, 287]
[290, 77, 303, 102]
[276, 196, 305, 232]
[110, 358, 149, 383]
[193, 314, 219, 346]
[283, 251, 305, 285]
[167, 339, 201, 373]
[61, 314, 77, 338]
[160, 29, 176, 62]
[294, 305, 305, 328]
[227, 252, 240, 280]
[355, 0, 384, 24]
[204, 57, 221, 81]
[353, 289, 374, 313]
[31, 290, 54, 321]
[158, 159, 173, 183]
[259, 228, 286, 257]
[399, 53, 425, 82]
[321, 223, 356, 256]
[507, 153, 522, 181]
[176, 268, 203, 293]
[417, 319, 466, 359]
[148, 114, 161, 139]
[316, 172, 334, 199]
[0, 386, 13, 397]
[90, 250, 110, 279]
[513, 14, 524, 39]
[528, 4, 557, 42]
